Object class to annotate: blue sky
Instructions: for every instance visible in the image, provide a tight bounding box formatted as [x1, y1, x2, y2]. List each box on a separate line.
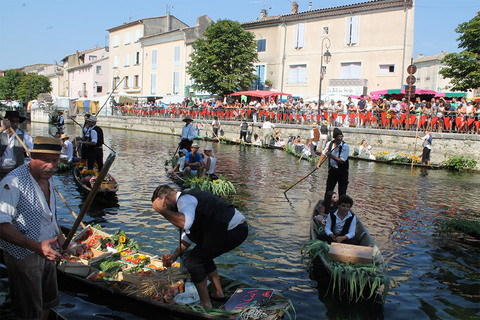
[0, 0, 479, 70]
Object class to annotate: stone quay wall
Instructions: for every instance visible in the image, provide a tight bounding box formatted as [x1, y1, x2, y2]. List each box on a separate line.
[31, 109, 480, 168]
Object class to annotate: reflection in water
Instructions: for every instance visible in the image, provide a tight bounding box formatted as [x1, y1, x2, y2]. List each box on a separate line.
[26, 122, 480, 320]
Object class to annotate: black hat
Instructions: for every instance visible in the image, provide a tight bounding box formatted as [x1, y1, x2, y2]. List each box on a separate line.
[333, 128, 343, 139]
[5, 110, 26, 123]
[183, 115, 194, 122]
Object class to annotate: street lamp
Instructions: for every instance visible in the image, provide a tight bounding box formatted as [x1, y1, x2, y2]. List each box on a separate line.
[318, 37, 331, 115]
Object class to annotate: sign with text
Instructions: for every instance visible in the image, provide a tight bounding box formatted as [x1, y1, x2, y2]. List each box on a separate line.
[223, 288, 274, 311]
[326, 86, 364, 96]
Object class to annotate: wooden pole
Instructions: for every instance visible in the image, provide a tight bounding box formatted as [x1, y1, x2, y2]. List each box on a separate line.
[62, 152, 116, 250]
[69, 116, 115, 152]
[412, 111, 422, 171]
[0, 115, 30, 156]
[284, 167, 317, 194]
[95, 76, 126, 117]
[54, 186, 85, 229]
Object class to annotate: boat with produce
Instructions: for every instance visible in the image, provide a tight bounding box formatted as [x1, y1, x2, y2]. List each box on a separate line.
[302, 214, 394, 303]
[56, 225, 292, 319]
[73, 162, 119, 195]
[349, 151, 443, 169]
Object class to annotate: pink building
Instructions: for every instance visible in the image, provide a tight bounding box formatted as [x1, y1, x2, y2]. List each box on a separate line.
[66, 47, 109, 99]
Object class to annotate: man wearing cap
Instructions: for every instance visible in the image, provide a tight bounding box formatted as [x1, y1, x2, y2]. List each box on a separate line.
[179, 116, 196, 152]
[79, 116, 104, 170]
[184, 144, 204, 177]
[60, 133, 75, 163]
[56, 111, 65, 135]
[0, 136, 65, 320]
[0, 110, 34, 178]
[316, 127, 350, 196]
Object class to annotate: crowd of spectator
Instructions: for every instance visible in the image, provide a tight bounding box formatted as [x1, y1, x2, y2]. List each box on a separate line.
[113, 95, 480, 134]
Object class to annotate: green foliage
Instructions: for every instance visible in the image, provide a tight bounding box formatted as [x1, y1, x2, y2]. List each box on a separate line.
[302, 239, 395, 303]
[183, 176, 236, 197]
[443, 155, 477, 170]
[187, 19, 258, 96]
[440, 12, 480, 91]
[0, 69, 26, 100]
[435, 215, 480, 239]
[16, 73, 52, 104]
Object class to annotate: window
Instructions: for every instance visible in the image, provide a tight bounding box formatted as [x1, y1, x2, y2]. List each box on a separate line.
[124, 53, 130, 67]
[113, 77, 119, 87]
[113, 56, 118, 68]
[124, 76, 129, 88]
[173, 71, 180, 94]
[425, 77, 431, 81]
[125, 31, 131, 45]
[96, 65, 102, 74]
[96, 86, 103, 93]
[340, 62, 361, 79]
[89, 55, 97, 61]
[257, 39, 266, 52]
[113, 35, 119, 47]
[135, 52, 141, 65]
[134, 75, 139, 88]
[135, 29, 141, 42]
[346, 16, 359, 46]
[151, 73, 157, 94]
[379, 64, 395, 74]
[287, 64, 307, 84]
[416, 77, 421, 82]
[173, 46, 180, 67]
[323, 26, 330, 35]
[294, 24, 305, 49]
[152, 49, 157, 69]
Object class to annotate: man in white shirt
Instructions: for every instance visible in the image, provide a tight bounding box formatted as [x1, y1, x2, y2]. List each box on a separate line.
[179, 116, 196, 151]
[262, 120, 275, 146]
[0, 111, 34, 178]
[60, 133, 74, 163]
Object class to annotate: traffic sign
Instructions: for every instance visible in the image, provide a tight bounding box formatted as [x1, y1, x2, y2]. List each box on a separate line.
[407, 64, 417, 74]
[406, 75, 416, 85]
[405, 85, 416, 95]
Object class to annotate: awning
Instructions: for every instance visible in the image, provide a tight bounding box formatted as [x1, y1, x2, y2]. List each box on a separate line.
[370, 88, 437, 95]
[434, 92, 467, 98]
[227, 90, 292, 98]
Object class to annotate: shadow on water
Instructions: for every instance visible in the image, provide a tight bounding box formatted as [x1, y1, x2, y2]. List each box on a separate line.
[17, 123, 480, 320]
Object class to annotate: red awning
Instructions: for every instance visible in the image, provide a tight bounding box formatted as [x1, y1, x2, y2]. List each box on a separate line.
[227, 90, 292, 98]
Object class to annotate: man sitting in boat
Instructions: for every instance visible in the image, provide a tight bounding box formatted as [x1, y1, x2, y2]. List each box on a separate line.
[184, 144, 204, 177]
[60, 133, 76, 163]
[319, 195, 359, 245]
[202, 146, 217, 180]
[151, 185, 248, 308]
[171, 148, 188, 175]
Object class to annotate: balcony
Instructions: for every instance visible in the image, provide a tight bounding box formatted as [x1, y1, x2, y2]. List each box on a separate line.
[78, 90, 88, 98]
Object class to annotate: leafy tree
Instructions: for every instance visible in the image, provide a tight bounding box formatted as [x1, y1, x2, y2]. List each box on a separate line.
[0, 69, 26, 100]
[187, 19, 258, 97]
[16, 74, 52, 105]
[440, 12, 480, 91]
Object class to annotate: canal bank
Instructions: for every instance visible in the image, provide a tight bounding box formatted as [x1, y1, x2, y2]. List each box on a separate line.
[31, 109, 480, 168]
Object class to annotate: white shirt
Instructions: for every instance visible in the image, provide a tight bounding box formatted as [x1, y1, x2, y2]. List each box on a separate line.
[181, 124, 196, 141]
[325, 210, 356, 240]
[61, 139, 74, 162]
[262, 121, 275, 130]
[1, 129, 34, 169]
[0, 172, 60, 242]
[322, 141, 349, 168]
[176, 192, 245, 244]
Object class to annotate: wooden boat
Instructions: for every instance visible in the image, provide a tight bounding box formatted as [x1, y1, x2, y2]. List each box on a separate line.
[348, 154, 443, 169]
[306, 214, 392, 303]
[73, 166, 119, 195]
[55, 226, 291, 320]
[168, 171, 186, 186]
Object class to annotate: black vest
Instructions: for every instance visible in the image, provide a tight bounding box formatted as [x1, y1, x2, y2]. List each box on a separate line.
[90, 126, 104, 148]
[328, 141, 349, 171]
[330, 211, 355, 236]
[179, 189, 235, 254]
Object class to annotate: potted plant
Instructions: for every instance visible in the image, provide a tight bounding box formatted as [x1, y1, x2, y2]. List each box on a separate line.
[264, 79, 272, 88]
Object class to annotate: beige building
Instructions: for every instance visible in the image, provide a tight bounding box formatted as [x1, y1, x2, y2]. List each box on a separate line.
[107, 15, 189, 97]
[242, 0, 415, 100]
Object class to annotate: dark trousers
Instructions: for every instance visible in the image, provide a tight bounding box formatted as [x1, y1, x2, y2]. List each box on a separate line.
[182, 221, 248, 283]
[179, 139, 193, 152]
[422, 147, 431, 164]
[326, 168, 349, 196]
[87, 147, 103, 171]
[239, 131, 247, 141]
[318, 232, 359, 245]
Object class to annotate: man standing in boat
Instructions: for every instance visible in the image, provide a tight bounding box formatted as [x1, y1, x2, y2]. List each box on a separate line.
[0, 111, 34, 179]
[151, 184, 248, 308]
[79, 116, 104, 170]
[0, 136, 64, 320]
[316, 127, 349, 196]
[179, 115, 196, 152]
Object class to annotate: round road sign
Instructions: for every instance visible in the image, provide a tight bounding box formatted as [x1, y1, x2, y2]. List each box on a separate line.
[406, 75, 416, 85]
[407, 64, 417, 74]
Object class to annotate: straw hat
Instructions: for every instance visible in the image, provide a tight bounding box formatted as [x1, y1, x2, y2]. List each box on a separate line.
[28, 136, 62, 154]
[204, 146, 212, 151]
[183, 115, 194, 122]
[60, 133, 69, 139]
[191, 143, 200, 148]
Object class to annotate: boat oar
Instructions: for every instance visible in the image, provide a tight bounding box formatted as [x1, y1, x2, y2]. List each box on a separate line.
[283, 167, 317, 195]
[95, 76, 126, 117]
[54, 186, 85, 229]
[62, 152, 116, 250]
[69, 116, 115, 152]
[412, 111, 422, 171]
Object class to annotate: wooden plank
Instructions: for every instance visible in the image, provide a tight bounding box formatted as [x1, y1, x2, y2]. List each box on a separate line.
[328, 242, 373, 264]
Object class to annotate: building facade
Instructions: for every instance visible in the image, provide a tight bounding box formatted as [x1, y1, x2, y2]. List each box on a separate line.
[242, 0, 415, 100]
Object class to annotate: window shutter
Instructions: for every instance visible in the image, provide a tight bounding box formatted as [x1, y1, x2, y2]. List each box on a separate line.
[174, 46, 180, 67]
[297, 23, 305, 48]
[113, 35, 119, 47]
[125, 32, 131, 45]
[351, 16, 359, 45]
[135, 29, 141, 42]
[152, 50, 157, 69]
[151, 73, 157, 94]
[173, 71, 180, 94]
[124, 54, 130, 66]
[113, 56, 118, 68]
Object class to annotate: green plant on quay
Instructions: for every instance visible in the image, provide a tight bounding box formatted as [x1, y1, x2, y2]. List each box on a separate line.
[443, 155, 477, 170]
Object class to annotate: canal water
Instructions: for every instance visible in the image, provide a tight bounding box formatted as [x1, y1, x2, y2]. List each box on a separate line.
[29, 123, 480, 319]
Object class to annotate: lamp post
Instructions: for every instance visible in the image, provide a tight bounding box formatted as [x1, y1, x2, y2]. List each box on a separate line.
[318, 37, 331, 115]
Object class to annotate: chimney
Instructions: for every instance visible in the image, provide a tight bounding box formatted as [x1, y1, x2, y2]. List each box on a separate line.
[292, 1, 299, 14]
[418, 54, 424, 58]
[166, 5, 171, 31]
[260, 9, 267, 19]
[309, 2, 312, 11]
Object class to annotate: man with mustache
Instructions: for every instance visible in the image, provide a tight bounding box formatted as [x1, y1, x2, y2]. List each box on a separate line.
[0, 111, 34, 178]
[0, 136, 65, 320]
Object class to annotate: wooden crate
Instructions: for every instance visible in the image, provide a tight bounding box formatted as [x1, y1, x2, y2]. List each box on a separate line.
[101, 181, 116, 189]
[328, 242, 373, 264]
